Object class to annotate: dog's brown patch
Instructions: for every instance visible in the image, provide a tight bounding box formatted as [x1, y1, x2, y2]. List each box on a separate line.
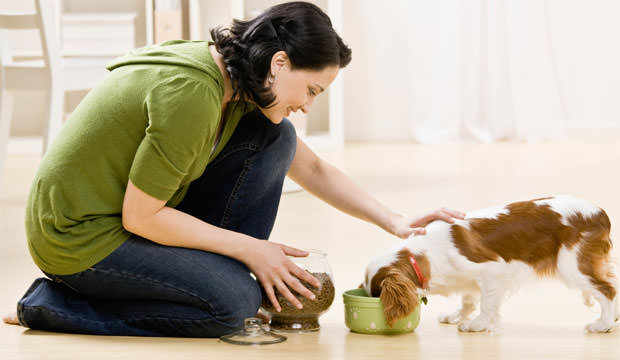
[371, 250, 431, 296]
[451, 198, 615, 299]
[451, 200, 579, 276]
[572, 210, 616, 300]
[380, 269, 419, 327]
[370, 267, 391, 297]
[373, 250, 431, 326]
[396, 250, 431, 290]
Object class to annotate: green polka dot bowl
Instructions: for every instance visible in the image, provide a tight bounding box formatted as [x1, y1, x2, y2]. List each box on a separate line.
[343, 288, 420, 334]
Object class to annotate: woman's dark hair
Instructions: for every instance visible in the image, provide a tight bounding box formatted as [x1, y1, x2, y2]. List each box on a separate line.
[210, 1, 352, 108]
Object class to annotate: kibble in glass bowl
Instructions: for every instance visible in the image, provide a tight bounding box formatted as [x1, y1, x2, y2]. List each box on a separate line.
[260, 250, 335, 332]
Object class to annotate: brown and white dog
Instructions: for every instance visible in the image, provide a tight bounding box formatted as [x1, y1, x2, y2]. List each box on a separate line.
[363, 195, 619, 333]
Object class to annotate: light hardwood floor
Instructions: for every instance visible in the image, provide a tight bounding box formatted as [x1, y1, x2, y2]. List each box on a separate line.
[1, 141, 619, 360]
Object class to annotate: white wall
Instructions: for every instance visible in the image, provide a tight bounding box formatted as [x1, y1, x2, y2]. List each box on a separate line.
[341, 0, 620, 141]
[342, 0, 414, 141]
[5, 0, 619, 141]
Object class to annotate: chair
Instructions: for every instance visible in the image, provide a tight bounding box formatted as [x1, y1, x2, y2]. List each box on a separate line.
[0, 0, 111, 190]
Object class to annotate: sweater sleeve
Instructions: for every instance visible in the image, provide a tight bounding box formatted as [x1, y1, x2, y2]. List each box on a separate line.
[129, 76, 219, 201]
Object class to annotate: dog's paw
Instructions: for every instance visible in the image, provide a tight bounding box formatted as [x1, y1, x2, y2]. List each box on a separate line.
[438, 311, 462, 325]
[585, 320, 616, 333]
[458, 317, 495, 332]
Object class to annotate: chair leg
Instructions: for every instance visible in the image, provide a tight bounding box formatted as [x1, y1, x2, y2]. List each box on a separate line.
[0, 89, 14, 192]
[43, 84, 64, 153]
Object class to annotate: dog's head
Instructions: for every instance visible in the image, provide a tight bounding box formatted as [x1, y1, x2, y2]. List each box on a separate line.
[363, 249, 430, 326]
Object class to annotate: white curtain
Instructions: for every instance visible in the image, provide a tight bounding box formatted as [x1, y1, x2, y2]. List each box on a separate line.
[343, 0, 620, 142]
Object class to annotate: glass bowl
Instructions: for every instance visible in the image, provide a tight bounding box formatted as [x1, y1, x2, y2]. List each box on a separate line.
[260, 250, 335, 332]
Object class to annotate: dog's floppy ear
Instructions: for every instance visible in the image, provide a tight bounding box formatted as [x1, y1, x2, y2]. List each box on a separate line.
[380, 268, 419, 327]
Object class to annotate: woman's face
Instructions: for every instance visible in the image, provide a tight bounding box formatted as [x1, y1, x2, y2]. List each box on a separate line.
[259, 51, 339, 124]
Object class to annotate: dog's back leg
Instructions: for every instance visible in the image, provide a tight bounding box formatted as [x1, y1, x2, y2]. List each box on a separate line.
[557, 230, 617, 333]
[614, 276, 619, 322]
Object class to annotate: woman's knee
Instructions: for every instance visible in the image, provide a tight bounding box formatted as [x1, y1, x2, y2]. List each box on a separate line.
[210, 277, 262, 329]
[266, 118, 297, 168]
[176, 276, 262, 337]
[277, 118, 297, 151]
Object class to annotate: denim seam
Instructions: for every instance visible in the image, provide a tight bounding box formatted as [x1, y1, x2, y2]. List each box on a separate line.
[124, 316, 226, 324]
[84, 267, 218, 317]
[17, 301, 26, 327]
[220, 158, 252, 229]
[51, 276, 80, 293]
[207, 143, 259, 170]
[22, 305, 122, 324]
[17, 278, 47, 328]
[22, 305, 221, 326]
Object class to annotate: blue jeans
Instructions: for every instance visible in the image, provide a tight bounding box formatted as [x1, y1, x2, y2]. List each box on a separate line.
[17, 110, 297, 337]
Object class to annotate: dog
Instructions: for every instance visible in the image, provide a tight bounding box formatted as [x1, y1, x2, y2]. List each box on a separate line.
[363, 195, 619, 333]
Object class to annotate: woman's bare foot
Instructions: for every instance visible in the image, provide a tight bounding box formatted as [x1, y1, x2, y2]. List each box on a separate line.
[2, 312, 19, 325]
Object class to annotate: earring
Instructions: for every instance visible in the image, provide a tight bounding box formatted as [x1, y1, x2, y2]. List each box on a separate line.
[268, 74, 275, 84]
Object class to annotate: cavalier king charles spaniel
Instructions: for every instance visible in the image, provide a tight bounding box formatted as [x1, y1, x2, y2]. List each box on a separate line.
[363, 196, 618, 333]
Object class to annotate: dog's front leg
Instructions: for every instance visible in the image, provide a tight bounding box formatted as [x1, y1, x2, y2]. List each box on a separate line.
[438, 293, 478, 325]
[458, 280, 504, 332]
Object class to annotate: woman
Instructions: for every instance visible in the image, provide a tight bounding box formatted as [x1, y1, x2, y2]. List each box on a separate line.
[3, 2, 464, 337]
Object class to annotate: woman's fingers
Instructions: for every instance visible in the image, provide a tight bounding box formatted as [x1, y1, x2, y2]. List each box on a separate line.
[280, 244, 321, 297]
[440, 207, 466, 219]
[412, 208, 466, 228]
[252, 242, 325, 311]
[260, 266, 319, 312]
[262, 280, 282, 312]
[274, 279, 304, 309]
[284, 275, 316, 303]
[415, 212, 443, 226]
[280, 244, 309, 257]
[289, 263, 321, 292]
[410, 227, 427, 236]
[433, 210, 457, 224]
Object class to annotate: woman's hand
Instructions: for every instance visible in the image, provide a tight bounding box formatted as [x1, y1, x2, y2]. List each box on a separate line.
[387, 208, 467, 239]
[241, 241, 321, 312]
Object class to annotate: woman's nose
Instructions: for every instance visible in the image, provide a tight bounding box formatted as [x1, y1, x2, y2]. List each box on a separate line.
[301, 97, 315, 113]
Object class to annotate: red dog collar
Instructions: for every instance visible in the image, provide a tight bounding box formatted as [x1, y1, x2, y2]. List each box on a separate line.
[408, 253, 428, 289]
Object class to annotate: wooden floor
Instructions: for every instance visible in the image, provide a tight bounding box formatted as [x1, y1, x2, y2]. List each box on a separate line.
[1, 141, 619, 360]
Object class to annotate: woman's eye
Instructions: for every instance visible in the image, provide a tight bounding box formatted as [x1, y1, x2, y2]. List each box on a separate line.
[308, 88, 316, 96]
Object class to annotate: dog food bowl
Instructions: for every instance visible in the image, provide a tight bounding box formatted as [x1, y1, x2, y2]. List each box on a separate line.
[343, 288, 420, 334]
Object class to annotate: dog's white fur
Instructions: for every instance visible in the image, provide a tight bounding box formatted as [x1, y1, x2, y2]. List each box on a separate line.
[363, 195, 619, 333]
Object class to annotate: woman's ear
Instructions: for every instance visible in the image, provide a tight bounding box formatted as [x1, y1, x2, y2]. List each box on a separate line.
[270, 50, 290, 75]
[380, 269, 419, 327]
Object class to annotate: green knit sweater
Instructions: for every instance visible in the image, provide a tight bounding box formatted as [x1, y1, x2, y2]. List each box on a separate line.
[25, 40, 253, 275]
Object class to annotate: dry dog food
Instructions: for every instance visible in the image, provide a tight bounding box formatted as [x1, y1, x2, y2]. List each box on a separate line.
[261, 272, 335, 331]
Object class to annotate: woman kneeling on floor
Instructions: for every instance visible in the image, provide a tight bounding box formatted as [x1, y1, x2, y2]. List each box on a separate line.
[3, 1, 463, 337]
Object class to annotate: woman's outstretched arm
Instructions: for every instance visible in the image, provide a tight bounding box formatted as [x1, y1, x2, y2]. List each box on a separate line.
[287, 138, 465, 238]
